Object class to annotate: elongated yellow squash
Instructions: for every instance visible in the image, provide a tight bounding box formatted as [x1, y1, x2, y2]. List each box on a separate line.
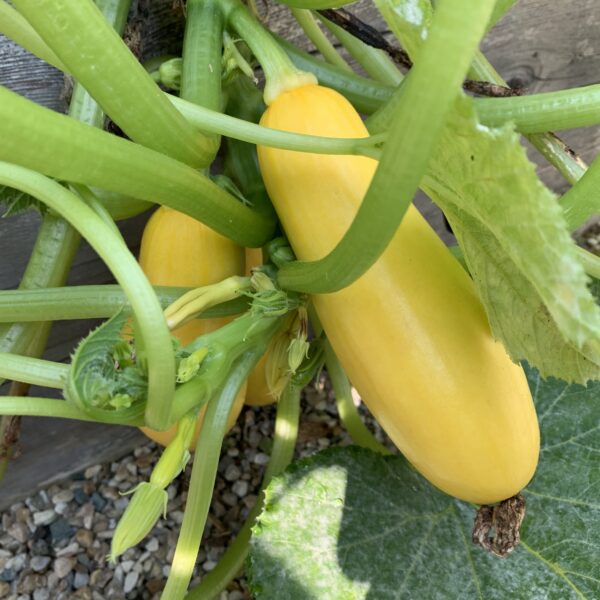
[257, 84, 539, 504]
[138, 207, 246, 449]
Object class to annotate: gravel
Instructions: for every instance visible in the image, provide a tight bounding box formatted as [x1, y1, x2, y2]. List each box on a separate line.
[0, 377, 392, 599]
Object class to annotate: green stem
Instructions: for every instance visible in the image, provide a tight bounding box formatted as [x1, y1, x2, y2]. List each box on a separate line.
[163, 352, 258, 599]
[0, 397, 142, 425]
[169, 93, 384, 158]
[0, 0, 66, 70]
[0, 286, 249, 323]
[577, 247, 600, 280]
[475, 83, 600, 134]
[0, 163, 175, 431]
[0, 354, 69, 389]
[324, 342, 390, 454]
[562, 157, 600, 229]
[0, 85, 275, 247]
[318, 12, 403, 86]
[185, 380, 301, 599]
[181, 0, 224, 158]
[291, 8, 353, 72]
[467, 50, 587, 187]
[277, 0, 497, 293]
[218, 0, 317, 104]
[277, 35, 394, 114]
[13, 0, 213, 167]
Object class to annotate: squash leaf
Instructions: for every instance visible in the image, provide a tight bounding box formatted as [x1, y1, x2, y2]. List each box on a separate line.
[248, 365, 600, 599]
[0, 184, 46, 217]
[422, 96, 600, 383]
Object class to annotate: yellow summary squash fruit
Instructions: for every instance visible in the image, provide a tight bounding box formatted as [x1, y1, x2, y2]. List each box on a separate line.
[138, 207, 246, 449]
[257, 84, 540, 504]
[244, 247, 276, 406]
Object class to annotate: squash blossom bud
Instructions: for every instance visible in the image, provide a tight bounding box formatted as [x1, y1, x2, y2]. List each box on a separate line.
[176, 347, 209, 383]
[109, 482, 166, 562]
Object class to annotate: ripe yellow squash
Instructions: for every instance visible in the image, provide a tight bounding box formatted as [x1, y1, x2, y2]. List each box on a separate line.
[138, 206, 246, 449]
[257, 84, 540, 504]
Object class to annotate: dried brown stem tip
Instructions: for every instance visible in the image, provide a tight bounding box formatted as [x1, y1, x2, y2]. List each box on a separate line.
[472, 494, 526, 557]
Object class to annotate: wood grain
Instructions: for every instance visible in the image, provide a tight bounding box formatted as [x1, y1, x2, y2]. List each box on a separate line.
[1, 0, 599, 503]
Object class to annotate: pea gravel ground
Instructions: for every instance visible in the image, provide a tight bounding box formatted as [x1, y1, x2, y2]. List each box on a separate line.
[0, 378, 391, 599]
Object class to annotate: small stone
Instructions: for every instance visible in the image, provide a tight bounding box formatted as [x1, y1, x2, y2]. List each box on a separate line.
[46, 573, 59, 589]
[49, 519, 74, 544]
[222, 492, 238, 507]
[77, 553, 91, 568]
[7, 523, 28, 544]
[228, 592, 245, 600]
[73, 570, 90, 589]
[53, 557, 75, 579]
[33, 589, 50, 600]
[121, 560, 133, 573]
[33, 508, 57, 527]
[202, 560, 217, 572]
[6, 554, 26, 572]
[170, 510, 184, 525]
[224, 464, 241, 481]
[90, 493, 107, 512]
[90, 569, 112, 589]
[17, 572, 46, 594]
[253, 453, 270, 465]
[54, 502, 69, 516]
[247, 430, 262, 448]
[73, 488, 90, 505]
[232, 480, 249, 498]
[227, 447, 239, 457]
[72, 588, 93, 600]
[0, 568, 16, 582]
[75, 529, 94, 549]
[51, 490, 74, 504]
[145, 538, 159, 552]
[55, 543, 79, 557]
[84, 465, 102, 479]
[145, 578, 163, 594]
[30, 556, 51, 572]
[14, 507, 30, 524]
[123, 570, 139, 594]
[0, 582, 9, 596]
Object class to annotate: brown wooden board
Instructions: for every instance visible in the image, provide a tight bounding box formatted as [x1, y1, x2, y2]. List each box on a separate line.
[1, 0, 599, 506]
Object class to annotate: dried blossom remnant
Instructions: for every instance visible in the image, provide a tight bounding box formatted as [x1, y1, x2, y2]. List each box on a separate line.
[472, 494, 526, 557]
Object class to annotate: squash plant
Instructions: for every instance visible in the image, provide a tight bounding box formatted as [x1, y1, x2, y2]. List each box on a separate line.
[1, 0, 600, 598]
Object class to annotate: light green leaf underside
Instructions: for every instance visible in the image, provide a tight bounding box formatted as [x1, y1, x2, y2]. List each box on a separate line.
[423, 95, 600, 383]
[248, 365, 600, 599]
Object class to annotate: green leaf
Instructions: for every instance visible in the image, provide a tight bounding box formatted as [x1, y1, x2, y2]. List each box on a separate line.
[0, 184, 46, 217]
[64, 311, 148, 422]
[422, 96, 600, 383]
[248, 364, 600, 599]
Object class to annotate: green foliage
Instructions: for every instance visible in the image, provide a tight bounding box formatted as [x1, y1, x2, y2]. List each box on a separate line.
[423, 96, 600, 383]
[248, 365, 600, 599]
[0, 184, 46, 217]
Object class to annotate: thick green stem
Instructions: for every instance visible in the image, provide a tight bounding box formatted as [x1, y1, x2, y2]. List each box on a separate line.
[561, 161, 600, 230]
[0, 397, 142, 425]
[185, 380, 301, 599]
[475, 83, 600, 134]
[218, 0, 317, 104]
[0, 85, 275, 247]
[277, 0, 497, 293]
[0, 353, 68, 389]
[0, 0, 66, 70]
[169, 93, 383, 158]
[13, 0, 213, 167]
[292, 8, 353, 72]
[0, 286, 248, 323]
[0, 164, 175, 430]
[324, 342, 390, 454]
[318, 12, 403, 86]
[163, 353, 258, 599]
[181, 0, 224, 157]
[467, 50, 587, 187]
[577, 247, 600, 280]
[278, 35, 394, 113]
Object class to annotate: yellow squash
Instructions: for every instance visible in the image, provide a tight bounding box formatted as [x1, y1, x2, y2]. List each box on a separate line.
[257, 84, 540, 504]
[244, 247, 276, 406]
[138, 206, 246, 448]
